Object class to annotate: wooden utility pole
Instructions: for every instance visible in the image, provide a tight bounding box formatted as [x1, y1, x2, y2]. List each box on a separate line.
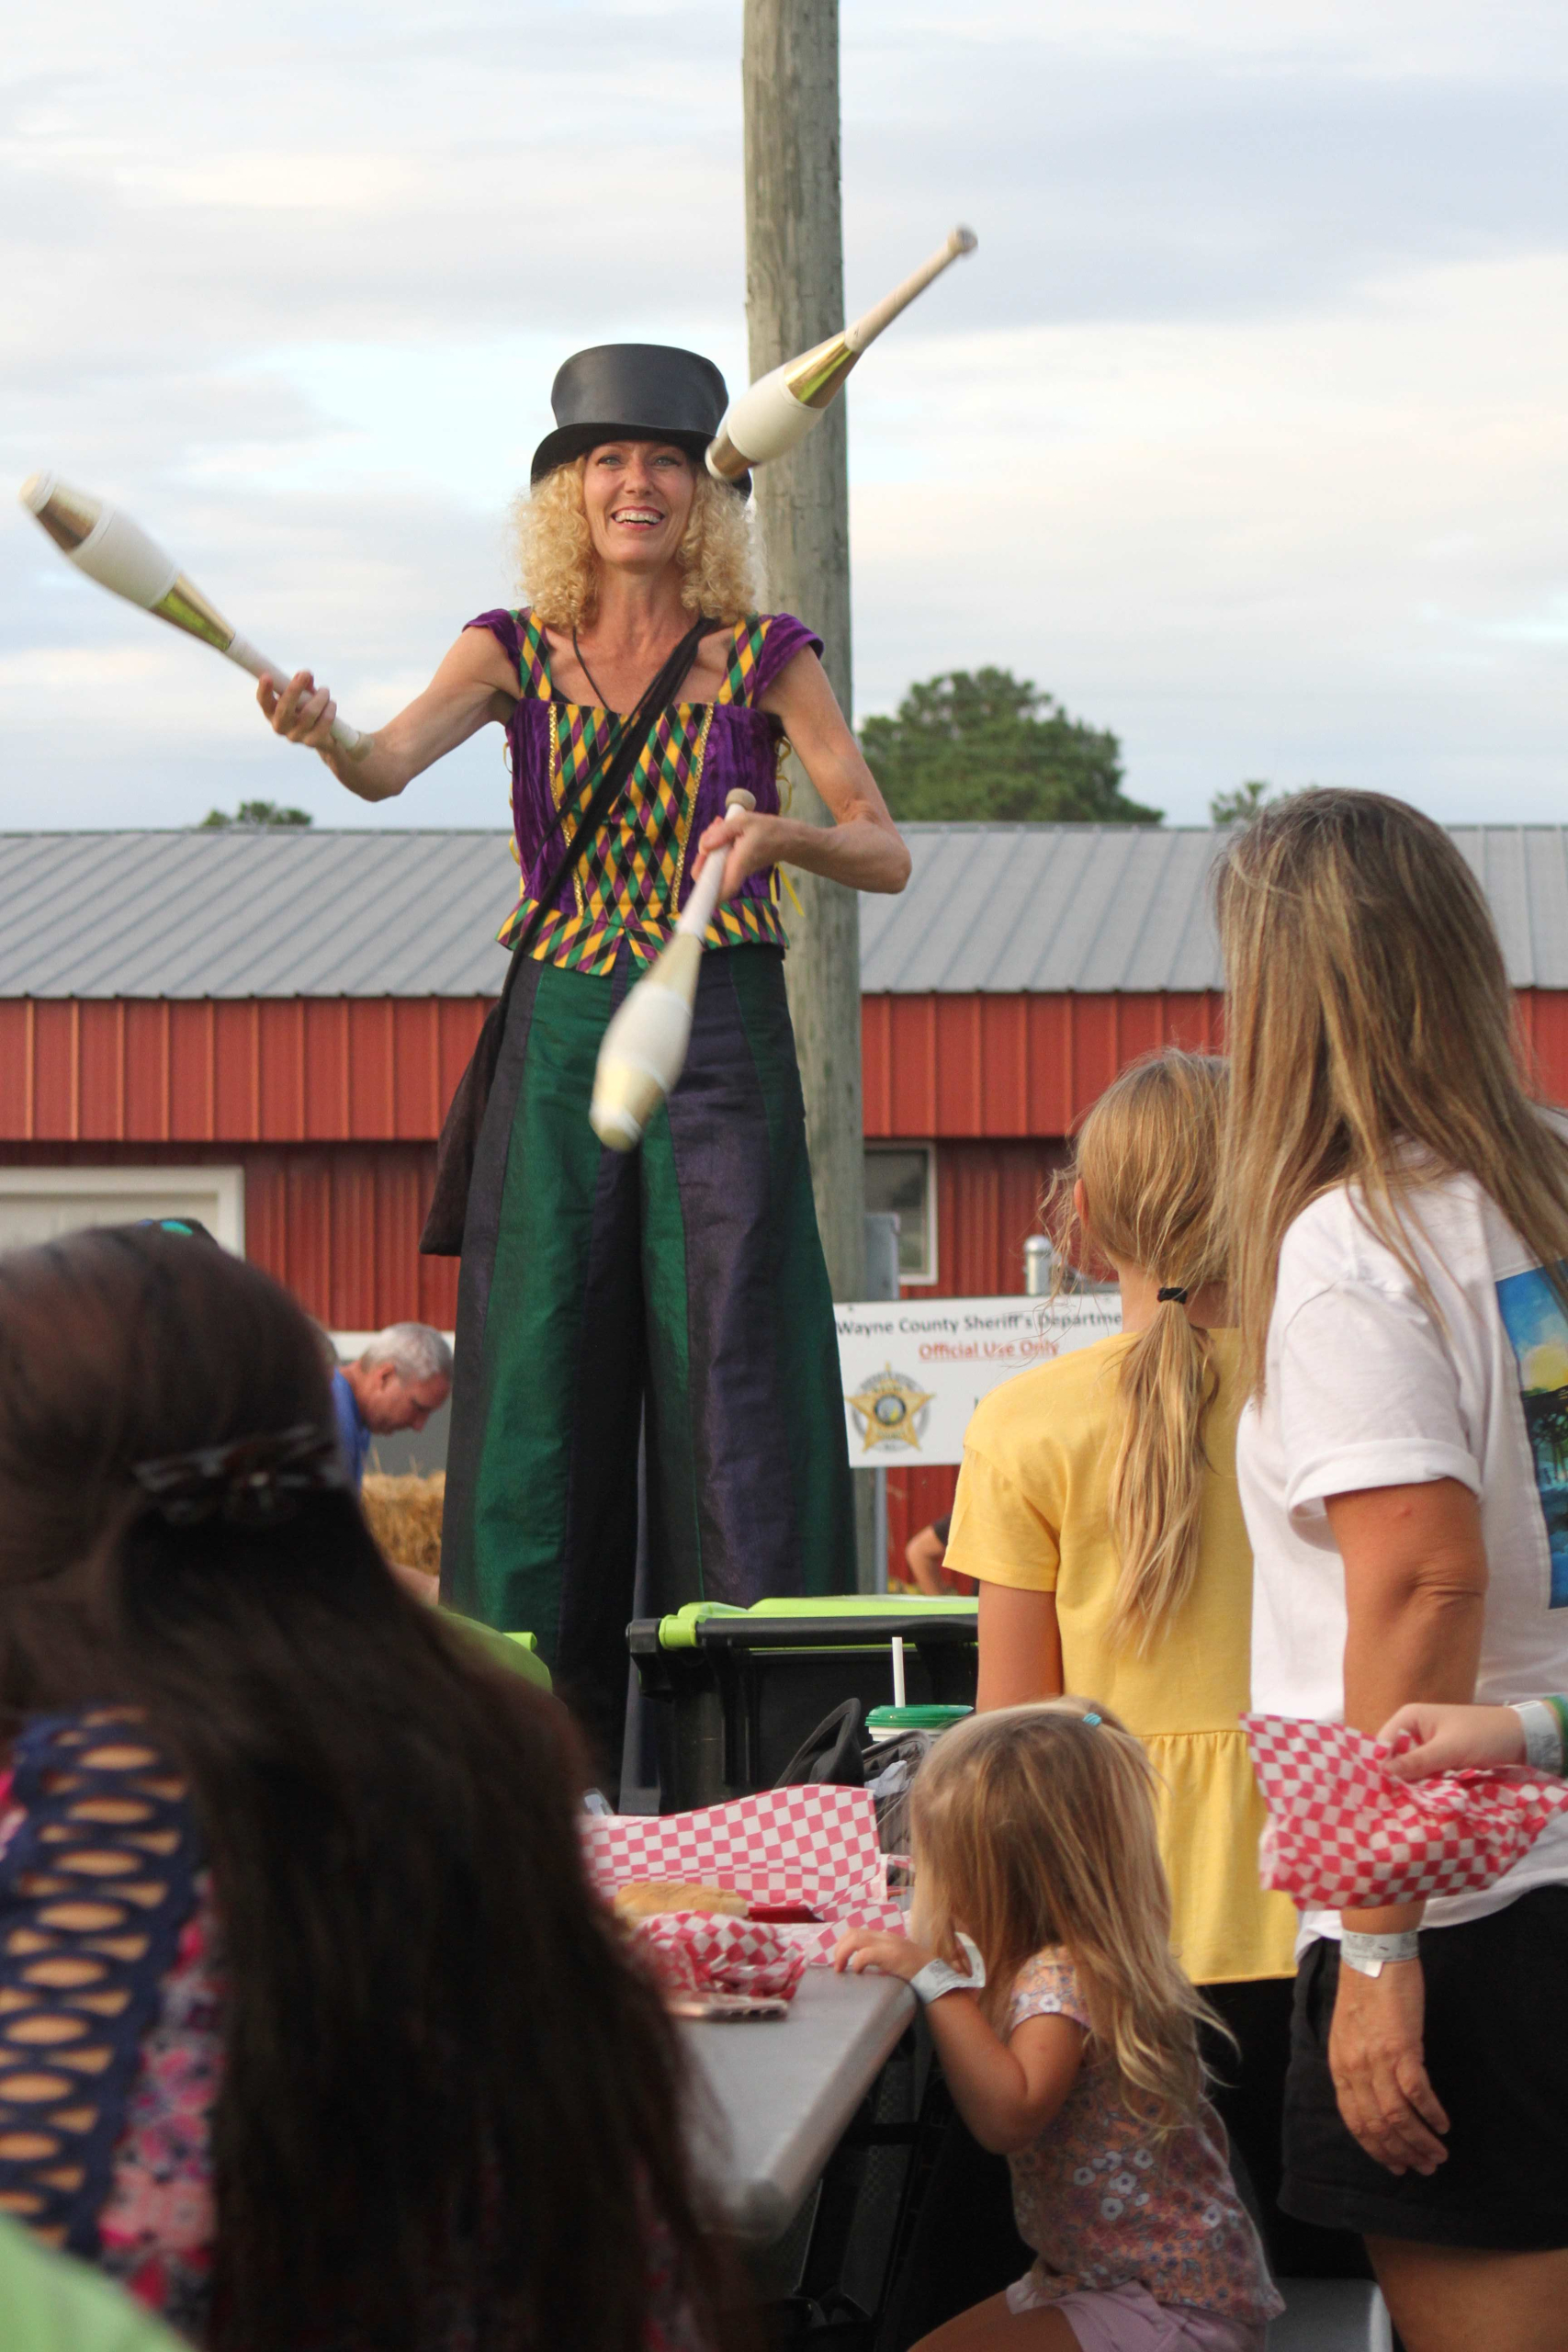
[741, 0, 865, 1316]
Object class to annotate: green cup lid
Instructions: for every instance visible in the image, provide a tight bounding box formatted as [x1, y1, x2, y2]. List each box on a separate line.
[865, 1704, 973, 1733]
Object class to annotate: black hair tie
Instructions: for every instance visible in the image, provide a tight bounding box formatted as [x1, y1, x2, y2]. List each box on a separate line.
[1156, 1285, 1190, 1305]
[131, 1424, 346, 1529]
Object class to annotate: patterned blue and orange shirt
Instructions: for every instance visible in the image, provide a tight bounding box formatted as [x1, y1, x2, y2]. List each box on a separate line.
[465, 607, 822, 976]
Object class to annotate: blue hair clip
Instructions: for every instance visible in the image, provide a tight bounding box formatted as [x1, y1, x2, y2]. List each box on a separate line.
[1081, 1711, 1102, 1730]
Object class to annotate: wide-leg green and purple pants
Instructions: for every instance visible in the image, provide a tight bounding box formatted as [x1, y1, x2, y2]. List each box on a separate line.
[440, 944, 856, 1773]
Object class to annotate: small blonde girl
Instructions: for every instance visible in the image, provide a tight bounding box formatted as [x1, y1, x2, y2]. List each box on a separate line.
[836, 1702, 1280, 2352]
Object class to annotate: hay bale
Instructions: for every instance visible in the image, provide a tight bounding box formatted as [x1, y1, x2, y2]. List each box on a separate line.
[361, 1471, 446, 1576]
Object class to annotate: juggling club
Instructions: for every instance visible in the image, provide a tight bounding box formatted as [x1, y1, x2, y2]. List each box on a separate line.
[705, 225, 977, 482]
[18, 473, 371, 760]
[590, 789, 758, 1149]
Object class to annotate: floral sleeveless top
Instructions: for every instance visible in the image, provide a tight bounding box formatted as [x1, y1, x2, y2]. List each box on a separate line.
[1006, 1951, 1281, 2324]
[465, 607, 821, 976]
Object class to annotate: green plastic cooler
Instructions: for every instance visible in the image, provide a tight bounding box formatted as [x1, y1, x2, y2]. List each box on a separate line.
[627, 1595, 978, 1811]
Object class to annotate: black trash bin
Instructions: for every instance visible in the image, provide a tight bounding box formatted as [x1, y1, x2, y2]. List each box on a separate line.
[628, 1597, 978, 1812]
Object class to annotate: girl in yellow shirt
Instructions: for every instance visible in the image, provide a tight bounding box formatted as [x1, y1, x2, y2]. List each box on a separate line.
[946, 1048, 1333, 2278]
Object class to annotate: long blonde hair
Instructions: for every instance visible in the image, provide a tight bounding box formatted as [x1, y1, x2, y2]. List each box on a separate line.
[912, 1701, 1213, 2134]
[1216, 789, 1568, 1396]
[514, 456, 761, 631]
[1048, 1050, 1228, 1652]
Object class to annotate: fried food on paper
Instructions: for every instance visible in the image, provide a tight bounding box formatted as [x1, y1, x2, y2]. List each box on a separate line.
[614, 1882, 749, 1922]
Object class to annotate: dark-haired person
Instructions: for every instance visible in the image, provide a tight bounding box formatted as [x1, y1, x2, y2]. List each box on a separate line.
[260, 344, 908, 1776]
[0, 1226, 741, 2351]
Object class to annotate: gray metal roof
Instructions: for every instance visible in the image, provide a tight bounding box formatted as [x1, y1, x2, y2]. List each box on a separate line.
[0, 822, 1565, 999]
[860, 825, 1227, 991]
[0, 829, 517, 998]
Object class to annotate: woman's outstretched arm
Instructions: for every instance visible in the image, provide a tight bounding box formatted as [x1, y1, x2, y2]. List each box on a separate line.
[257, 626, 519, 804]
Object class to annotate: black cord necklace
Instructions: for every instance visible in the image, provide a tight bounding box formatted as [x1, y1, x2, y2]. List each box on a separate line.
[571, 628, 615, 713]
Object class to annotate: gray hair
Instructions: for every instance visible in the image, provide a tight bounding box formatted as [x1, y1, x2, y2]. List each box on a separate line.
[356, 1322, 454, 1386]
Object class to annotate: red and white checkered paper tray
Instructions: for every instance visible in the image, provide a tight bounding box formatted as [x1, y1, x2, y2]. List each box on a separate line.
[583, 1785, 906, 1964]
[636, 1912, 807, 2001]
[1243, 1713, 1568, 1909]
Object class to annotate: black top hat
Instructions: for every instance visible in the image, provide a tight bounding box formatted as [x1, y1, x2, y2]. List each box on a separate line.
[530, 344, 750, 499]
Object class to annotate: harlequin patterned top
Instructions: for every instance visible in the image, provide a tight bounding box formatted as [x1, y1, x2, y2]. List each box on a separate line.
[466, 607, 822, 976]
[1004, 1950, 1281, 2324]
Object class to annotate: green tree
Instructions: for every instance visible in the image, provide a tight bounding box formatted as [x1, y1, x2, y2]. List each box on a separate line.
[859, 667, 1161, 825]
[199, 799, 313, 830]
[1209, 779, 1275, 825]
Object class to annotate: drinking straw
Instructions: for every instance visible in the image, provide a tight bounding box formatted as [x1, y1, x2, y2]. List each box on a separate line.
[891, 1635, 908, 1710]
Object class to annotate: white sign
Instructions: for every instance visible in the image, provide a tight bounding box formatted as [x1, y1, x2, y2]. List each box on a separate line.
[835, 1293, 1122, 1467]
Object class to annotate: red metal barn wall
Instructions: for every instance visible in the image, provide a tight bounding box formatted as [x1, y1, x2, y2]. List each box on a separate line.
[0, 998, 491, 1329]
[6, 985, 1568, 1576]
[863, 991, 1228, 1569]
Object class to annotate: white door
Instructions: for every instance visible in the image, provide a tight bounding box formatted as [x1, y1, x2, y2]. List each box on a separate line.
[0, 1167, 244, 1253]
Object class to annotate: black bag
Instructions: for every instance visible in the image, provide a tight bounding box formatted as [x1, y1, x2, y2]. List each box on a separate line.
[420, 616, 714, 1256]
[772, 1699, 866, 1791]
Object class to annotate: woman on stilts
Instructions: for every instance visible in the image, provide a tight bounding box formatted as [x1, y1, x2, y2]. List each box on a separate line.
[261, 344, 909, 1777]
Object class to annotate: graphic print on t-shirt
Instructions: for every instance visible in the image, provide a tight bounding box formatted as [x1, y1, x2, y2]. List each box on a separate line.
[1496, 1265, 1568, 1606]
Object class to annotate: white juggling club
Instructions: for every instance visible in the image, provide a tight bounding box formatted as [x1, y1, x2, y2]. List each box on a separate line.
[590, 790, 757, 1149]
[18, 473, 371, 760]
[705, 225, 977, 482]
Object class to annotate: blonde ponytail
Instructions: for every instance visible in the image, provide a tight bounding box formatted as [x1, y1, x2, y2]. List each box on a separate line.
[1106, 1305, 1218, 1652]
[1046, 1052, 1228, 1652]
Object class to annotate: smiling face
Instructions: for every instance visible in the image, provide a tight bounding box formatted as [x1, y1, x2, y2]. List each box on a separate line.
[581, 439, 697, 578]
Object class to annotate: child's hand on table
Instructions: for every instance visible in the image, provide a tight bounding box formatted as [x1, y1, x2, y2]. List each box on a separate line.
[836, 1924, 1083, 2156]
[832, 1927, 927, 1982]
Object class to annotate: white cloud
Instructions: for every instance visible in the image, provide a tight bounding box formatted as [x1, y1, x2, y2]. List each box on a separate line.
[3, 0, 1567, 830]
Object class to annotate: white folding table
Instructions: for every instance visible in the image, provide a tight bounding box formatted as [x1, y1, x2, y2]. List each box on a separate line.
[681, 1967, 918, 2245]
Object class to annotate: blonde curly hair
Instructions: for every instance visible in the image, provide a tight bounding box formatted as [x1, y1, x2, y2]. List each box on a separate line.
[514, 454, 761, 631]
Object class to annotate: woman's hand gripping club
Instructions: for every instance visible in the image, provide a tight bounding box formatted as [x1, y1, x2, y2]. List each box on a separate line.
[589, 790, 757, 1150]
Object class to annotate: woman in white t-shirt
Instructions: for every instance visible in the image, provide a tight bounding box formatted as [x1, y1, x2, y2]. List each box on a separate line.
[1218, 789, 1568, 2352]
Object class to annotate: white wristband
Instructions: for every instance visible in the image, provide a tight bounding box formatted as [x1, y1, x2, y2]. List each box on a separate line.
[908, 1930, 986, 2006]
[1341, 1928, 1420, 1977]
[908, 1956, 976, 2005]
[1511, 1700, 1566, 1774]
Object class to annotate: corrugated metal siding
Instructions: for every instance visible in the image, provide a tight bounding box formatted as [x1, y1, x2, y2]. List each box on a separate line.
[884, 1138, 1070, 1582]
[0, 831, 515, 999]
[861, 824, 1568, 996]
[863, 992, 1227, 1137]
[0, 1139, 459, 1329]
[1516, 992, 1568, 1095]
[7, 823, 1568, 999]
[0, 998, 489, 1143]
[8, 987, 1568, 1148]
[861, 826, 1227, 993]
[1450, 830, 1568, 989]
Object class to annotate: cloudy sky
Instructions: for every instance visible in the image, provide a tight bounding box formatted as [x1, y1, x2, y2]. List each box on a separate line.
[4, 0, 1566, 831]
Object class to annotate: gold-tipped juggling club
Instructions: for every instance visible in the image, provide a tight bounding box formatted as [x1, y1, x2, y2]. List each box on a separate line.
[705, 225, 977, 482]
[590, 790, 757, 1149]
[18, 473, 371, 760]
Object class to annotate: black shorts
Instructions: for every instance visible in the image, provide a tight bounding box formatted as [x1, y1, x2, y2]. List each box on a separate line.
[1281, 1886, 1568, 2250]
